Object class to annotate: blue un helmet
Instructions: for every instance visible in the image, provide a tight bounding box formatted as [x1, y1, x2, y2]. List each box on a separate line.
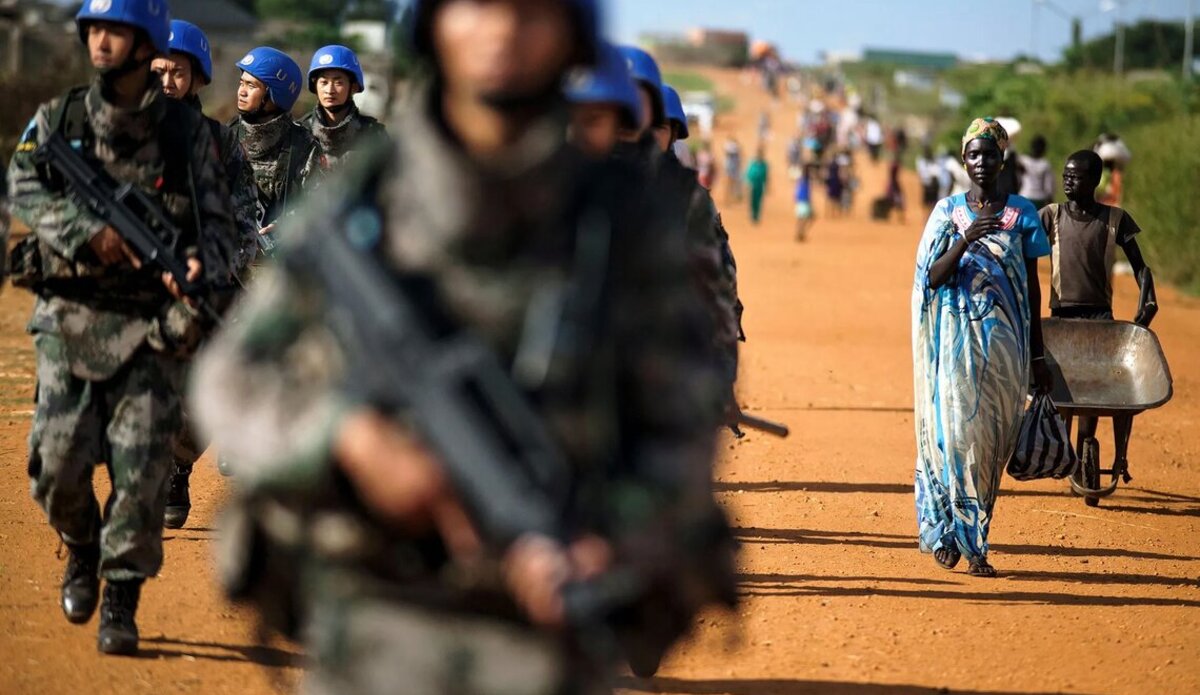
[409, 0, 601, 65]
[661, 84, 689, 140]
[76, 0, 171, 55]
[565, 42, 642, 130]
[308, 45, 365, 94]
[236, 47, 303, 112]
[168, 20, 213, 84]
[617, 45, 665, 127]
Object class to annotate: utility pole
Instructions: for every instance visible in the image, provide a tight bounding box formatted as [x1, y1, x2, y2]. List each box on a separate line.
[1186, 0, 1195, 80]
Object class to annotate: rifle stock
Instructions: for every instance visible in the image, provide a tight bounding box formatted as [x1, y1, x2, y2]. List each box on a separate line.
[728, 409, 790, 438]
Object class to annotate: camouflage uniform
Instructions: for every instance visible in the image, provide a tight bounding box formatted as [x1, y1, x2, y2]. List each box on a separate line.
[184, 94, 260, 273]
[297, 103, 387, 172]
[170, 95, 260, 480]
[7, 77, 236, 581]
[191, 87, 726, 695]
[1, 168, 9, 286]
[616, 136, 744, 398]
[225, 112, 320, 233]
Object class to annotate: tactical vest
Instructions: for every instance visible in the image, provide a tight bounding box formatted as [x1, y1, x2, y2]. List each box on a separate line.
[51, 86, 204, 245]
[226, 118, 311, 224]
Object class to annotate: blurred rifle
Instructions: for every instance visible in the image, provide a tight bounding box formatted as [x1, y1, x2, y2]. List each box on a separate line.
[728, 406, 790, 439]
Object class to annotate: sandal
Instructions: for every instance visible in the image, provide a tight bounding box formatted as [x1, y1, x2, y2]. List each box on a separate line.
[968, 559, 997, 577]
[933, 546, 961, 570]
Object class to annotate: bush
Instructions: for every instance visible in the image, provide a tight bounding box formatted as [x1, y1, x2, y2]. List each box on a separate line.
[934, 68, 1200, 294]
[1122, 116, 1200, 295]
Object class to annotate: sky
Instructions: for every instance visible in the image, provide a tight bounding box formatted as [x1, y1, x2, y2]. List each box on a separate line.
[607, 0, 1196, 64]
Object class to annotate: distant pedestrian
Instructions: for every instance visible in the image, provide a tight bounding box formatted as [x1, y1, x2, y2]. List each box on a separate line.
[697, 140, 718, 190]
[825, 154, 845, 218]
[725, 136, 744, 203]
[917, 145, 941, 208]
[795, 163, 815, 241]
[746, 147, 770, 224]
[886, 153, 906, 224]
[786, 134, 802, 179]
[864, 116, 884, 163]
[1018, 134, 1055, 209]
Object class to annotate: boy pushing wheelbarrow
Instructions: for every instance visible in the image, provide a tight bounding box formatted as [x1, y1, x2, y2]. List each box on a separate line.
[1037, 150, 1171, 506]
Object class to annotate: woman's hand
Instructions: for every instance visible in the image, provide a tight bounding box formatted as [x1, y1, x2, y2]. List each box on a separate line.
[962, 214, 1002, 243]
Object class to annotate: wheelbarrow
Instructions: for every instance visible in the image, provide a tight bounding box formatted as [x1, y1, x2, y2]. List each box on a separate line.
[1042, 319, 1173, 507]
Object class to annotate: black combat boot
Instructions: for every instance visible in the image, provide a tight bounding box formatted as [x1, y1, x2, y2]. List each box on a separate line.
[97, 579, 142, 655]
[60, 541, 100, 624]
[163, 468, 191, 529]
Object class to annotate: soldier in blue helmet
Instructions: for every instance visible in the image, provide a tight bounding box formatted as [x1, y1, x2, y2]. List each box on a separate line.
[227, 46, 320, 250]
[660, 84, 696, 167]
[566, 41, 642, 158]
[191, 0, 736, 692]
[151, 20, 260, 530]
[6, 0, 237, 656]
[612, 48, 745, 494]
[297, 45, 387, 170]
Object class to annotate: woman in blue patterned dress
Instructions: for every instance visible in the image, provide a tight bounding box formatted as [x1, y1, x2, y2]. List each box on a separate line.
[912, 118, 1054, 577]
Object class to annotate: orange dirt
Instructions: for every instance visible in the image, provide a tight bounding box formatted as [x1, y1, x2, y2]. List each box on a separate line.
[1, 68, 1197, 695]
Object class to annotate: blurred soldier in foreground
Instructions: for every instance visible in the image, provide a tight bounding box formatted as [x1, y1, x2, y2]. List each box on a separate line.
[153, 18, 259, 527]
[227, 46, 319, 252]
[614, 45, 744, 418]
[7, 0, 236, 655]
[298, 45, 387, 171]
[191, 0, 735, 692]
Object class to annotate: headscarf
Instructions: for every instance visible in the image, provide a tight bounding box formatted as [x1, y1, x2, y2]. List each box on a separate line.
[961, 117, 1009, 157]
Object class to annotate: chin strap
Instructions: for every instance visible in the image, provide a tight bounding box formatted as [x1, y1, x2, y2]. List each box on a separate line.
[239, 98, 279, 124]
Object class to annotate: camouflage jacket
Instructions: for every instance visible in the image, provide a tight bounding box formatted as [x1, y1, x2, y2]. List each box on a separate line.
[225, 112, 320, 228]
[7, 77, 238, 380]
[616, 138, 744, 392]
[297, 103, 388, 171]
[191, 87, 725, 615]
[184, 95, 259, 272]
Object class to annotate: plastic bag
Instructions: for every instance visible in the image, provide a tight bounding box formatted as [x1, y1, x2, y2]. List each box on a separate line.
[1007, 393, 1079, 481]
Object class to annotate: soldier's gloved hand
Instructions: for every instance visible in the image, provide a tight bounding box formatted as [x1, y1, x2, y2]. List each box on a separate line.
[89, 226, 142, 267]
[162, 258, 203, 304]
[334, 409, 482, 556]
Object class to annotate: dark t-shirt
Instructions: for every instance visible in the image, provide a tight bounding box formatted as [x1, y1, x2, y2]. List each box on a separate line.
[1040, 203, 1141, 309]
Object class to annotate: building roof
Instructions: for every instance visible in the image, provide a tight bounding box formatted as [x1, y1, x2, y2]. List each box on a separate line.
[170, 0, 259, 34]
[862, 48, 958, 71]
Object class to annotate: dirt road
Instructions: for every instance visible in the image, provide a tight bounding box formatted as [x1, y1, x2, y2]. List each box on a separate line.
[1, 68, 1197, 695]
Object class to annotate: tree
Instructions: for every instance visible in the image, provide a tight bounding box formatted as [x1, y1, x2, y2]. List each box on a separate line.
[254, 0, 351, 24]
[1064, 20, 1190, 71]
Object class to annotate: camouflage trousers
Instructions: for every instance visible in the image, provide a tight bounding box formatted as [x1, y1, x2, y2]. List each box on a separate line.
[28, 333, 184, 581]
[172, 410, 205, 476]
[301, 586, 608, 695]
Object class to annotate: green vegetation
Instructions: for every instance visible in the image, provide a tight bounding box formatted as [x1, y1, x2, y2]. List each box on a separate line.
[661, 71, 735, 114]
[662, 71, 715, 93]
[1065, 20, 1196, 72]
[934, 66, 1200, 294]
[1123, 116, 1200, 294]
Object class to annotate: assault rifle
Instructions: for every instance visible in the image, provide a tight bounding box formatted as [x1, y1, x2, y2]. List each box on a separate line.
[33, 131, 222, 322]
[284, 188, 738, 667]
